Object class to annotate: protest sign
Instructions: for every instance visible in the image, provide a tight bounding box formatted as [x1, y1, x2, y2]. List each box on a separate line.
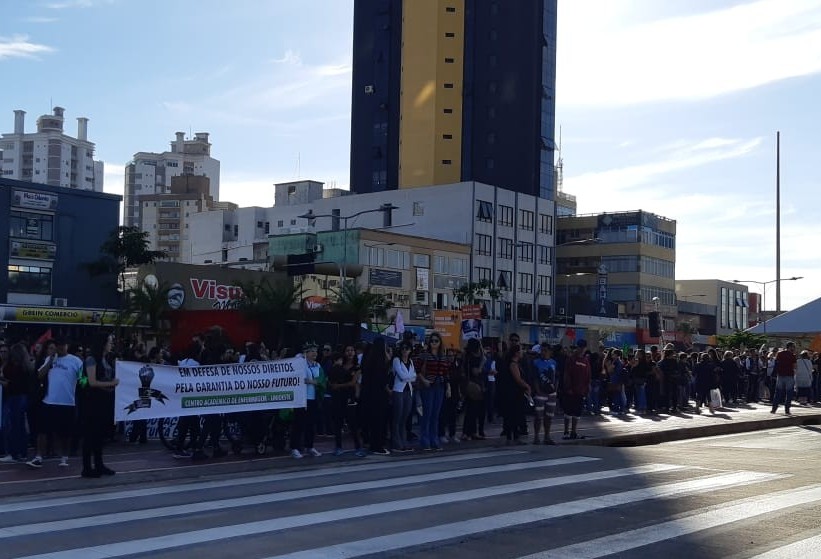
[115, 359, 306, 421]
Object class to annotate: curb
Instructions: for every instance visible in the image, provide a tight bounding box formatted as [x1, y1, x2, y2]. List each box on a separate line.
[567, 413, 821, 447]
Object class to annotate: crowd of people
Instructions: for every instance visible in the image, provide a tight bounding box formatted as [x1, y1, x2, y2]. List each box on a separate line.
[1, 328, 819, 478]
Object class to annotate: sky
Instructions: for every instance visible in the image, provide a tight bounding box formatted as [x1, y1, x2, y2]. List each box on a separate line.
[1, 0, 819, 312]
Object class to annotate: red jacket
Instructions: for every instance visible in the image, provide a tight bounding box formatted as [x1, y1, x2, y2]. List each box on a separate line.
[563, 353, 591, 396]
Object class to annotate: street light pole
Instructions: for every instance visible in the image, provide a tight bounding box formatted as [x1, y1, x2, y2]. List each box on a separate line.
[298, 204, 399, 287]
[732, 276, 803, 335]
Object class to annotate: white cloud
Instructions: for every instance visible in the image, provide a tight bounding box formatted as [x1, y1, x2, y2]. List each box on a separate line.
[22, 16, 59, 23]
[102, 163, 124, 197]
[45, 0, 113, 9]
[0, 35, 54, 60]
[558, 0, 821, 106]
[565, 136, 763, 205]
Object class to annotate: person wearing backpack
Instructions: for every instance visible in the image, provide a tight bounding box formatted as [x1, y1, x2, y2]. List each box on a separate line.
[27, 338, 86, 470]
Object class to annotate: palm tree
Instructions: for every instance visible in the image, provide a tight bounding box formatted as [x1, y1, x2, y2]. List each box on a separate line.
[123, 279, 171, 342]
[332, 282, 392, 328]
[235, 278, 304, 347]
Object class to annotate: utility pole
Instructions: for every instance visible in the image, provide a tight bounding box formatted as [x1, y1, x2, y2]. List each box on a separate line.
[776, 131, 781, 312]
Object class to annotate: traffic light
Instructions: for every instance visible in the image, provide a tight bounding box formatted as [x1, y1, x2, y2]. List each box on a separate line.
[648, 311, 661, 338]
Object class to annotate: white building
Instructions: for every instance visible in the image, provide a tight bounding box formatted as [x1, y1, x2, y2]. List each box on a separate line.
[0, 107, 104, 192]
[188, 180, 556, 324]
[124, 131, 220, 229]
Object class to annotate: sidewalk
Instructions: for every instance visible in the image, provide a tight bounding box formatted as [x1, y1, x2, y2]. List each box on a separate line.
[1, 402, 819, 498]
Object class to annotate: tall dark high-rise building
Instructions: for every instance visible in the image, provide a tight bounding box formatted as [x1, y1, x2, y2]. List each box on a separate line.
[350, 0, 557, 200]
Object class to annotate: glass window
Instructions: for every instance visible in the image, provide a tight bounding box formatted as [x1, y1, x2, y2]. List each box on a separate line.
[721, 287, 728, 328]
[8, 265, 51, 294]
[413, 254, 430, 268]
[538, 275, 551, 294]
[498, 205, 513, 227]
[449, 258, 467, 277]
[519, 210, 534, 231]
[518, 272, 533, 293]
[9, 212, 54, 241]
[476, 267, 492, 283]
[476, 200, 493, 222]
[519, 242, 534, 262]
[499, 238, 513, 259]
[539, 213, 553, 234]
[538, 245, 551, 265]
[475, 234, 492, 256]
[434, 256, 448, 274]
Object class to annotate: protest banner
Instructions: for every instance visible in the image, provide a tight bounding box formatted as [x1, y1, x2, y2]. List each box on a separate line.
[114, 358, 307, 421]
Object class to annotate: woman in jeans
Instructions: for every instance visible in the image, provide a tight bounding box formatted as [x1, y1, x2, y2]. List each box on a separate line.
[415, 333, 451, 451]
[390, 341, 416, 452]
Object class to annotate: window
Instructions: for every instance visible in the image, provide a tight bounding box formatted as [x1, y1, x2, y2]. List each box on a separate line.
[518, 273, 533, 293]
[517, 303, 533, 321]
[445, 57, 455, 63]
[519, 242, 534, 262]
[445, 6, 456, 12]
[264, 222, 270, 234]
[290, 219, 296, 225]
[486, 158, 495, 169]
[222, 249, 228, 262]
[257, 221, 263, 229]
[499, 237, 513, 259]
[443, 134, 453, 140]
[444, 83, 454, 89]
[434, 256, 448, 274]
[449, 258, 467, 277]
[224, 224, 231, 232]
[538, 245, 551, 265]
[475, 234, 492, 256]
[277, 220, 284, 228]
[538, 275, 552, 295]
[519, 209, 535, 231]
[435, 292, 449, 310]
[498, 270, 512, 291]
[498, 205, 513, 227]
[8, 265, 51, 294]
[445, 32, 455, 38]
[9, 212, 54, 241]
[476, 267, 492, 283]
[443, 108, 453, 114]
[442, 159, 452, 165]
[539, 213, 553, 234]
[476, 200, 493, 222]
[413, 254, 430, 268]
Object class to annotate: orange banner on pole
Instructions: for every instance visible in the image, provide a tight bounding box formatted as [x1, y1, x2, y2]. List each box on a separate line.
[433, 310, 462, 349]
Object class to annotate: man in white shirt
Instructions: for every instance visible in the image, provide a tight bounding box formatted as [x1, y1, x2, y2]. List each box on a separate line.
[27, 338, 83, 469]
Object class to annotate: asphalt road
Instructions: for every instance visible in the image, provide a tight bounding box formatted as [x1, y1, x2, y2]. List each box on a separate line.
[1, 426, 820, 559]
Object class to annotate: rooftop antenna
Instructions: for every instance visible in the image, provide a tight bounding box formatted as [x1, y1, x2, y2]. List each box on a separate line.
[556, 125, 564, 193]
[296, 152, 301, 178]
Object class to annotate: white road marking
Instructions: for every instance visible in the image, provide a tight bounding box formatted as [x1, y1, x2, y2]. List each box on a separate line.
[520, 485, 821, 558]
[744, 533, 821, 559]
[0, 456, 598, 538]
[12, 463, 695, 558]
[0, 449, 525, 512]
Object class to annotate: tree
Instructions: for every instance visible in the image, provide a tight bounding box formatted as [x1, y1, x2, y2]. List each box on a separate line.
[332, 282, 392, 327]
[123, 279, 171, 341]
[716, 330, 768, 351]
[84, 226, 167, 296]
[452, 279, 502, 306]
[235, 278, 304, 347]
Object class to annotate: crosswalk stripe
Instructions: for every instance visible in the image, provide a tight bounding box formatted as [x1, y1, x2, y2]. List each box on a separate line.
[263, 471, 781, 559]
[0, 456, 599, 538]
[519, 485, 821, 559]
[746, 533, 821, 558]
[0, 449, 526, 513]
[13, 463, 696, 559]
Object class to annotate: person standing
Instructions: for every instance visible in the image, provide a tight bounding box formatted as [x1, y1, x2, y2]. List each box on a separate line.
[795, 350, 813, 406]
[562, 340, 591, 440]
[328, 346, 364, 457]
[360, 338, 392, 455]
[0, 343, 32, 463]
[497, 344, 530, 445]
[290, 343, 324, 458]
[531, 343, 558, 445]
[415, 334, 450, 451]
[461, 338, 487, 440]
[390, 341, 416, 453]
[26, 338, 83, 470]
[771, 342, 797, 415]
[80, 333, 120, 478]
